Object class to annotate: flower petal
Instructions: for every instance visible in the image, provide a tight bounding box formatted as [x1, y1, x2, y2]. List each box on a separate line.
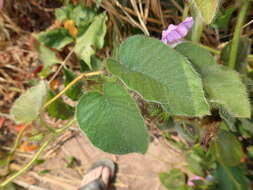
[161, 17, 194, 47]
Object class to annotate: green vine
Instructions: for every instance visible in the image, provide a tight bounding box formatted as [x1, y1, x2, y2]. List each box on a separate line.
[228, 0, 250, 69]
[0, 119, 75, 188]
[191, 14, 203, 43]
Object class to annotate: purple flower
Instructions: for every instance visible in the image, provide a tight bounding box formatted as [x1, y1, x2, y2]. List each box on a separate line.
[161, 17, 194, 47]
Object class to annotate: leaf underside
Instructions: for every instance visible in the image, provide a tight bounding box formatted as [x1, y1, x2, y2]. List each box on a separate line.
[11, 81, 48, 124]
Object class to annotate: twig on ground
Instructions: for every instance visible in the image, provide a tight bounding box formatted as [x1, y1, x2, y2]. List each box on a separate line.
[43, 130, 77, 159]
[2, 146, 33, 159]
[13, 180, 48, 190]
[130, 0, 150, 35]
[0, 119, 75, 188]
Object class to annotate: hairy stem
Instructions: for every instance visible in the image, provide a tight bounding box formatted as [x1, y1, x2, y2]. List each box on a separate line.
[43, 71, 104, 109]
[0, 119, 75, 188]
[228, 0, 250, 69]
[191, 14, 203, 43]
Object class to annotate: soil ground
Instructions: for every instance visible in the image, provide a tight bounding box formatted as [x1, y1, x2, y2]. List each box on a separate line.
[14, 124, 185, 190]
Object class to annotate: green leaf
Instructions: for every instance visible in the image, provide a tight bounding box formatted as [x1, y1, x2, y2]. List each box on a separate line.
[55, 7, 68, 23]
[47, 90, 74, 120]
[212, 129, 243, 167]
[3, 183, 16, 190]
[75, 13, 107, 69]
[79, 55, 102, 72]
[39, 169, 51, 176]
[219, 107, 236, 131]
[55, 4, 74, 23]
[215, 164, 250, 190]
[193, 0, 221, 24]
[38, 45, 60, 77]
[176, 42, 250, 118]
[37, 28, 73, 49]
[38, 45, 60, 67]
[239, 118, 253, 135]
[76, 81, 149, 154]
[70, 5, 95, 26]
[221, 37, 252, 74]
[63, 67, 84, 101]
[213, 7, 236, 31]
[159, 169, 187, 190]
[107, 35, 210, 116]
[186, 145, 207, 176]
[247, 146, 253, 157]
[11, 81, 48, 124]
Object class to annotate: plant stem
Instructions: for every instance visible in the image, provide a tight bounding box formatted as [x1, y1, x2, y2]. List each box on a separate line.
[6, 124, 29, 170]
[0, 119, 75, 188]
[182, 1, 191, 20]
[228, 0, 250, 69]
[191, 14, 203, 43]
[199, 44, 220, 55]
[43, 71, 104, 109]
[198, 44, 253, 62]
[39, 113, 56, 133]
[248, 54, 253, 62]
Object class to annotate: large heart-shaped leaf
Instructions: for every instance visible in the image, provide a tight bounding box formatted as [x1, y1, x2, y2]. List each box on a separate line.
[193, 0, 220, 24]
[107, 35, 210, 117]
[176, 42, 250, 118]
[11, 81, 48, 124]
[75, 13, 107, 69]
[76, 81, 149, 154]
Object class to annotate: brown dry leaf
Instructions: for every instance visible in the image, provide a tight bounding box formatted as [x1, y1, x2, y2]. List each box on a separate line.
[0, 52, 11, 64]
[19, 141, 39, 152]
[64, 20, 78, 38]
[50, 79, 59, 90]
[150, 0, 161, 18]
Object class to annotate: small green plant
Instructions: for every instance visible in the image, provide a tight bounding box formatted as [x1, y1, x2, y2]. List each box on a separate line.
[1, 0, 253, 189]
